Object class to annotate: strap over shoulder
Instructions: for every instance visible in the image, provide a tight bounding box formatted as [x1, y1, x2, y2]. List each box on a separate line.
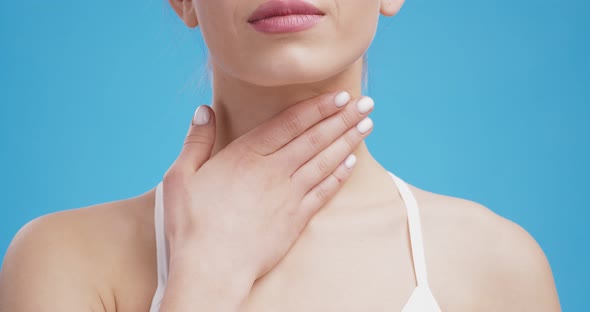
[387, 171, 430, 288]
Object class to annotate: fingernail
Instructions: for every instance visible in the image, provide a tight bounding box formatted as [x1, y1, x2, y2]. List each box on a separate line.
[192, 105, 210, 126]
[356, 96, 374, 114]
[356, 117, 373, 134]
[334, 91, 351, 107]
[344, 154, 357, 169]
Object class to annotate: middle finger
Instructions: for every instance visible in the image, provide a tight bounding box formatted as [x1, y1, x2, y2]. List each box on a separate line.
[274, 95, 375, 174]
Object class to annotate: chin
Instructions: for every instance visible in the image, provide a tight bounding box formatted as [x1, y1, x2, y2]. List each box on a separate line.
[234, 52, 361, 87]
[244, 66, 333, 87]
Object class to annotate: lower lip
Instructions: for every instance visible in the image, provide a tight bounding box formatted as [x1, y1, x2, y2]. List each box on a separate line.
[249, 14, 324, 34]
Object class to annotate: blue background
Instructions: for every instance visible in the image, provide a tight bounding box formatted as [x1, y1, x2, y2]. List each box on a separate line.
[1, 0, 588, 310]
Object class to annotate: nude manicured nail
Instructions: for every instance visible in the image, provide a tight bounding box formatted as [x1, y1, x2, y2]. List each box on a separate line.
[356, 117, 373, 134]
[334, 91, 351, 107]
[344, 154, 357, 169]
[356, 96, 374, 114]
[192, 105, 210, 126]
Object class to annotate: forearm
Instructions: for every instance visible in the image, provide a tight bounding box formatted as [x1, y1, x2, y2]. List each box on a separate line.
[159, 255, 254, 312]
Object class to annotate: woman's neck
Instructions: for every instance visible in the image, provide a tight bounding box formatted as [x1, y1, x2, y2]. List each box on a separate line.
[208, 57, 396, 217]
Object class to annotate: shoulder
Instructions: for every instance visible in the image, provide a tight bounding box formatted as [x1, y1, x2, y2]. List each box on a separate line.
[408, 184, 561, 311]
[0, 188, 158, 311]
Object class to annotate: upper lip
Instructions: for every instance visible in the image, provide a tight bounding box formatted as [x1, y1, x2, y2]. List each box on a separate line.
[247, 0, 325, 23]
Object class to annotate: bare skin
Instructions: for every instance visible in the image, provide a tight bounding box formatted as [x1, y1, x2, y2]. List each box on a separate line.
[0, 0, 560, 310]
[0, 164, 560, 311]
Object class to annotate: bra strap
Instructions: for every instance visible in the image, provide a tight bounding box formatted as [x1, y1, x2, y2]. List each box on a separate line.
[150, 181, 169, 311]
[387, 171, 430, 288]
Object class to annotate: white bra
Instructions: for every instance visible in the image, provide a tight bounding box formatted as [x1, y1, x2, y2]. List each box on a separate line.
[149, 170, 442, 311]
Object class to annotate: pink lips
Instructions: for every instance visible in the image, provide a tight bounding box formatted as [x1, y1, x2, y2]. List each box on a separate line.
[247, 0, 325, 34]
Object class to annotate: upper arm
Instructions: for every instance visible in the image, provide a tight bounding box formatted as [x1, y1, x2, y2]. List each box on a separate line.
[493, 219, 561, 311]
[460, 201, 563, 312]
[0, 213, 106, 312]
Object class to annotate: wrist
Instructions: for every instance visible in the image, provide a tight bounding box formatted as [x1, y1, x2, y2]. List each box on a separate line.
[167, 249, 255, 306]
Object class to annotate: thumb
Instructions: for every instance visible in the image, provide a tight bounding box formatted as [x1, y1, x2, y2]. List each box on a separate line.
[175, 104, 217, 173]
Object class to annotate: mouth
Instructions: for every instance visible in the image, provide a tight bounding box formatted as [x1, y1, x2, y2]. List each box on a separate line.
[247, 0, 325, 33]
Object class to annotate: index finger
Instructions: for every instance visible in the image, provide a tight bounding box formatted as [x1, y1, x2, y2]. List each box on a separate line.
[242, 91, 351, 156]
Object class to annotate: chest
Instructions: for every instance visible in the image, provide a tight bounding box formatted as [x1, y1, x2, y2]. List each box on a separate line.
[118, 210, 462, 312]
[239, 215, 420, 311]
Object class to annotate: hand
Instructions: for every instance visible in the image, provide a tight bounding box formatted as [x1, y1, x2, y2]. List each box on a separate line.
[162, 91, 375, 285]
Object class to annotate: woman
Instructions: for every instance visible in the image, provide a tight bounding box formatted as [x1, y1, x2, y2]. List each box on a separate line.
[0, 0, 561, 311]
